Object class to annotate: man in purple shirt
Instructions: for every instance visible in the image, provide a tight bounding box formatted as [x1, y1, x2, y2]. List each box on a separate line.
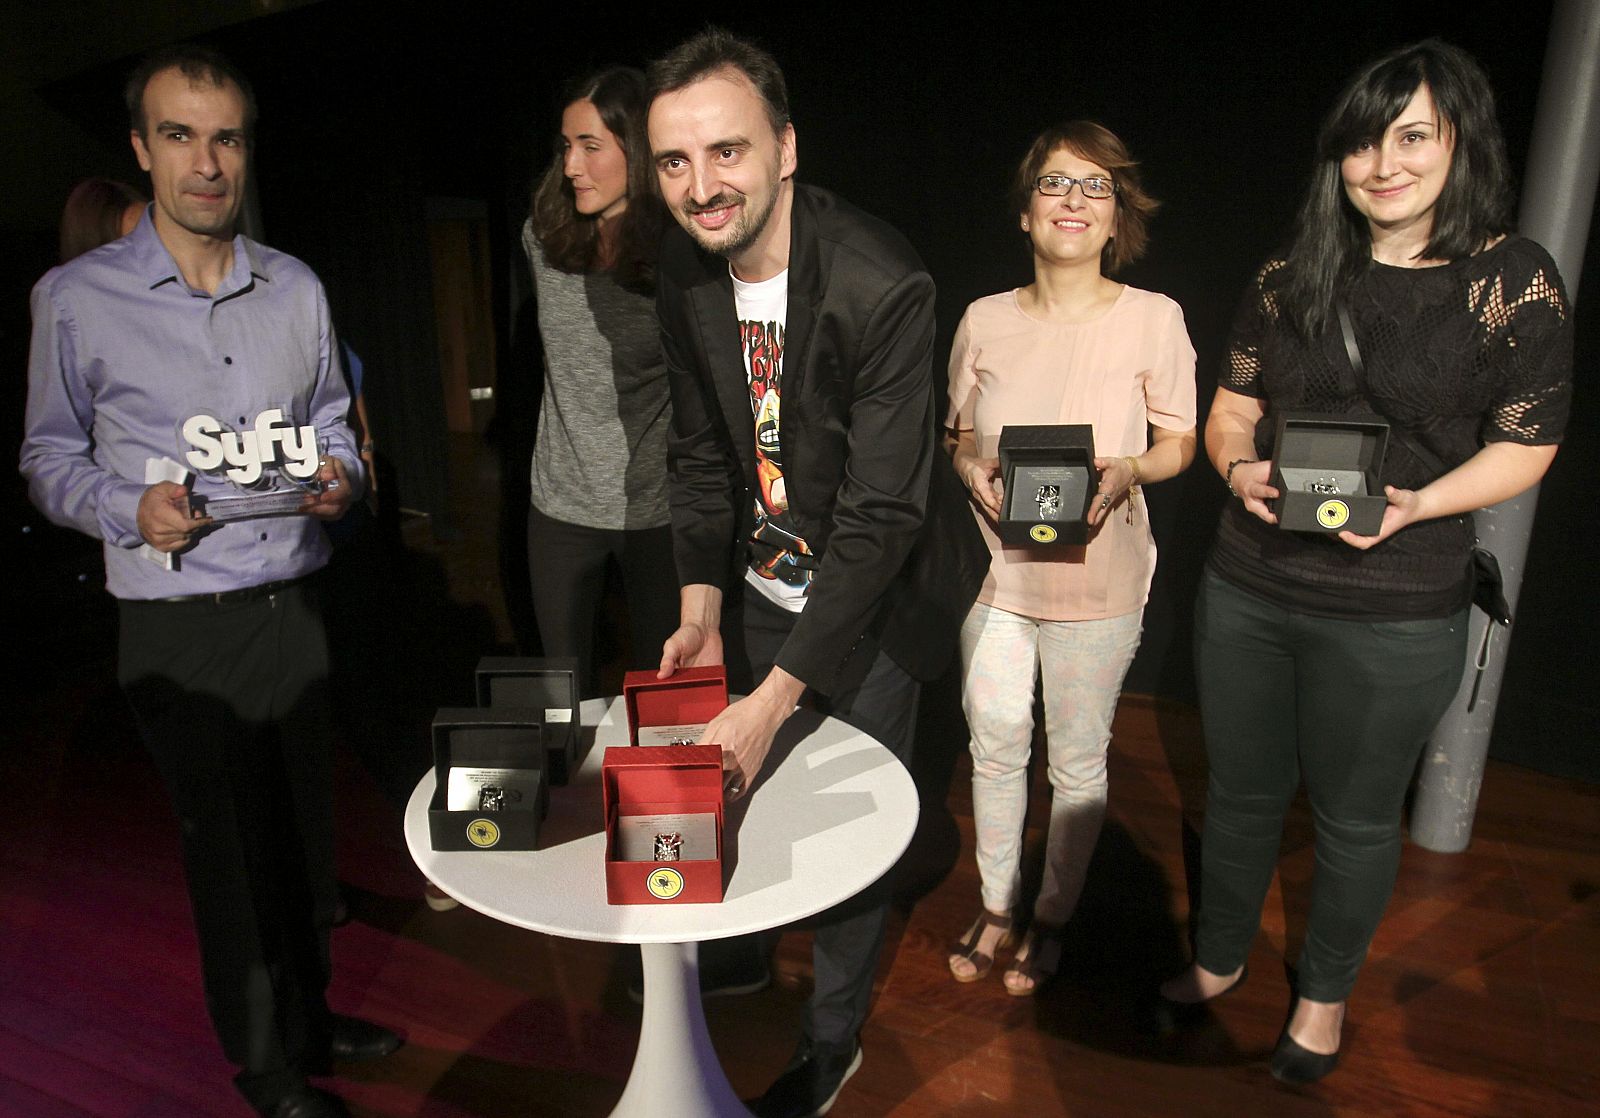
[21, 45, 397, 1118]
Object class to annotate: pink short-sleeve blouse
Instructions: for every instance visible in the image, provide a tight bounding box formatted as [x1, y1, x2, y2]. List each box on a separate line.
[946, 286, 1198, 621]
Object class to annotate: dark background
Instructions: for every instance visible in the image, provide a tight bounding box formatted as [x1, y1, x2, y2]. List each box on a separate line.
[3, 1, 1594, 780]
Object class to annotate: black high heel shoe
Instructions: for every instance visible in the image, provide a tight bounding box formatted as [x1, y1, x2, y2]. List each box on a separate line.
[1270, 1002, 1344, 1085]
[1270, 1032, 1340, 1084]
[1140, 964, 1248, 1034]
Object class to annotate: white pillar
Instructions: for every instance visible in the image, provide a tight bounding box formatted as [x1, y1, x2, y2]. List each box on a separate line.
[1411, 0, 1600, 852]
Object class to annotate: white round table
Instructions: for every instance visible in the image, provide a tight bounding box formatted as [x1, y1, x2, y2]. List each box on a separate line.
[404, 696, 919, 1117]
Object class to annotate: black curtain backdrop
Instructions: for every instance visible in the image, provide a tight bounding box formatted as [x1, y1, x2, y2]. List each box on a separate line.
[7, 0, 1595, 779]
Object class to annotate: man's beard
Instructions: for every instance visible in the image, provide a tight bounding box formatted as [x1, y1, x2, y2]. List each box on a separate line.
[680, 186, 778, 259]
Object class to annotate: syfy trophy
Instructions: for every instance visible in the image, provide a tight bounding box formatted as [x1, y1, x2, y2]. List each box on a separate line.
[181, 408, 328, 521]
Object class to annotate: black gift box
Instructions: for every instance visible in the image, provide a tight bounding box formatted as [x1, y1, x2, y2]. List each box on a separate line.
[997, 424, 1098, 545]
[474, 657, 579, 784]
[1268, 413, 1389, 535]
[428, 707, 546, 851]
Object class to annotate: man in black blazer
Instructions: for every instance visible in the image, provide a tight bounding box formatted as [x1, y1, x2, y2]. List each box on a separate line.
[647, 28, 987, 1118]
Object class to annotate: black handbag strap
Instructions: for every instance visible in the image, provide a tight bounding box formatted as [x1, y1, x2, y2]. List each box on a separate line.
[1336, 299, 1365, 382]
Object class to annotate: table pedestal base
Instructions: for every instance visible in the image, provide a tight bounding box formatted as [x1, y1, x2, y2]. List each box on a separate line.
[612, 941, 752, 1118]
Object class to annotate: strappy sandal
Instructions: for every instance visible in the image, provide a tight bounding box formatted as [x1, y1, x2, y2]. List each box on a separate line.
[1003, 923, 1064, 997]
[947, 909, 1014, 983]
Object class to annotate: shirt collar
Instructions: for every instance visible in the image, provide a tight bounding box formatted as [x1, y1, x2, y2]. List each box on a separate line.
[128, 205, 273, 293]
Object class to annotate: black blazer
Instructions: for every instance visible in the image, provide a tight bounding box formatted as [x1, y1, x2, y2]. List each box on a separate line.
[658, 183, 988, 692]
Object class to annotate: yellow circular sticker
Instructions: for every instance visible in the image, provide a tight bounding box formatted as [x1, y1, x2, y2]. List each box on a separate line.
[1316, 500, 1351, 530]
[467, 818, 501, 848]
[1030, 523, 1058, 543]
[647, 867, 685, 899]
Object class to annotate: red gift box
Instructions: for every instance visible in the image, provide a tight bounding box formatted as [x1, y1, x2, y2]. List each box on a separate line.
[622, 665, 728, 746]
[602, 745, 724, 904]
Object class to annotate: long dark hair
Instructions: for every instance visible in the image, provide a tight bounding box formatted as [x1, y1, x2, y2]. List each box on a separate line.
[1278, 39, 1514, 338]
[529, 67, 664, 293]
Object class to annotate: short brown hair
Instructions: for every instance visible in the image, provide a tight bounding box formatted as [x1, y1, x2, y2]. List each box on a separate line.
[1010, 121, 1158, 273]
[125, 43, 257, 138]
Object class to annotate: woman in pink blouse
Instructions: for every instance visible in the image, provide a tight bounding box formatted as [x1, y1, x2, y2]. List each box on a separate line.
[945, 121, 1197, 995]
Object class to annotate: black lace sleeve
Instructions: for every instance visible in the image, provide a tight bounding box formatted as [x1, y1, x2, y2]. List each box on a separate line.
[1475, 239, 1572, 446]
[1219, 258, 1288, 397]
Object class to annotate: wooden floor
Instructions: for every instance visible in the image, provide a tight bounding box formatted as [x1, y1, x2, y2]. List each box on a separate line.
[4, 438, 1598, 1117]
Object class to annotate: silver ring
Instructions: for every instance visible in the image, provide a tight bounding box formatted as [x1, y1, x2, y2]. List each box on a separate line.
[727, 782, 743, 796]
[478, 785, 505, 812]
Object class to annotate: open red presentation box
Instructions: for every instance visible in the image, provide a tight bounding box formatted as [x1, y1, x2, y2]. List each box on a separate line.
[622, 665, 728, 746]
[603, 745, 725, 904]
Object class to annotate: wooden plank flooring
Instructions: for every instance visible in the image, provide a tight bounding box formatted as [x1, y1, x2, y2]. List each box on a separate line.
[4, 438, 1596, 1116]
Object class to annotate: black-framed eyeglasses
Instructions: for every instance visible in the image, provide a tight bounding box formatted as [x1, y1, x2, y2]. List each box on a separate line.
[1035, 174, 1116, 200]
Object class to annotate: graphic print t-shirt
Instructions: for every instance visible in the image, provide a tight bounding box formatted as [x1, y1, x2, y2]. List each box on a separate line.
[733, 267, 811, 612]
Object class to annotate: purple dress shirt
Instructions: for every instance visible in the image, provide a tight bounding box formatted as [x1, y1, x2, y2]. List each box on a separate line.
[20, 211, 362, 600]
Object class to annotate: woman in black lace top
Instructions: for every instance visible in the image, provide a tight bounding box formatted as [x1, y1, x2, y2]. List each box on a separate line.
[1153, 40, 1571, 1083]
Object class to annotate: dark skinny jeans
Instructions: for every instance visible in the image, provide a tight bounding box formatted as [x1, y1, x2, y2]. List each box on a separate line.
[1192, 569, 1467, 1003]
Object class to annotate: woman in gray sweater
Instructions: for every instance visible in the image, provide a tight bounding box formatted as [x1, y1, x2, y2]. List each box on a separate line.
[522, 67, 675, 694]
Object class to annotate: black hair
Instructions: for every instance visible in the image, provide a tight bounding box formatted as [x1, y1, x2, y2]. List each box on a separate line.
[124, 43, 258, 137]
[646, 27, 790, 136]
[1278, 38, 1513, 338]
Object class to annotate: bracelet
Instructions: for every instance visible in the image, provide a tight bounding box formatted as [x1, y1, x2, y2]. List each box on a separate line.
[361, 442, 375, 452]
[1122, 456, 1141, 517]
[1225, 457, 1256, 497]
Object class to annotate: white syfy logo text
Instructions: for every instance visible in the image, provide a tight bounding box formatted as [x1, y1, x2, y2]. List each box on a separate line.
[182, 408, 319, 485]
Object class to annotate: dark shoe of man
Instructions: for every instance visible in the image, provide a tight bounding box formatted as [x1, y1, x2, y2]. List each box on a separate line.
[329, 1014, 403, 1061]
[748, 1036, 863, 1118]
[260, 1085, 349, 1118]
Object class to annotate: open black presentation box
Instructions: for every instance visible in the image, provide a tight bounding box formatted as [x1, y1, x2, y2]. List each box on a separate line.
[997, 424, 1098, 545]
[428, 707, 547, 852]
[1268, 413, 1389, 536]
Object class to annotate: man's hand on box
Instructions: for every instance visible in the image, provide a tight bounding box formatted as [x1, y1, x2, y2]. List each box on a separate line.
[707, 667, 804, 800]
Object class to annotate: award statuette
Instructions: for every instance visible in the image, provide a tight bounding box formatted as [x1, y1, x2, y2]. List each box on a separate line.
[1035, 484, 1062, 518]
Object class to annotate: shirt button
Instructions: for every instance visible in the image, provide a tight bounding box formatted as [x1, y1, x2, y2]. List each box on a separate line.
[223, 356, 233, 365]
[259, 532, 268, 541]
